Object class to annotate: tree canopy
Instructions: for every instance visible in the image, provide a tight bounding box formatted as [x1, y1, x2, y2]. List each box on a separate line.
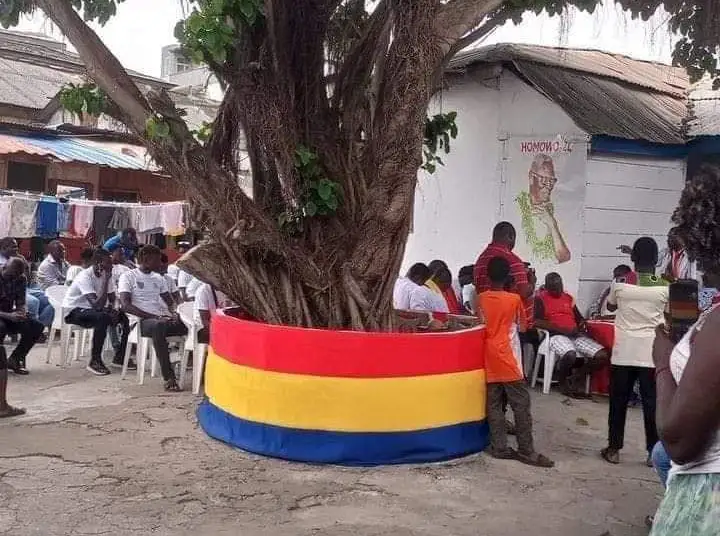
[2, 0, 719, 330]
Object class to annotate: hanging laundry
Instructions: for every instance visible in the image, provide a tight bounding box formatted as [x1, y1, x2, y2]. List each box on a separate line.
[160, 202, 185, 236]
[71, 203, 94, 239]
[91, 206, 117, 243]
[8, 198, 38, 238]
[57, 201, 72, 236]
[135, 205, 163, 233]
[109, 206, 131, 231]
[35, 197, 59, 238]
[0, 198, 11, 237]
[128, 206, 142, 231]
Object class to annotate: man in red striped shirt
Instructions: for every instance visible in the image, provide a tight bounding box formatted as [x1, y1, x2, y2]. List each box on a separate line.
[475, 222, 536, 323]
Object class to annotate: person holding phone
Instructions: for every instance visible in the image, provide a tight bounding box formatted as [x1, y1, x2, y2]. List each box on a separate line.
[648, 166, 720, 535]
[601, 237, 669, 466]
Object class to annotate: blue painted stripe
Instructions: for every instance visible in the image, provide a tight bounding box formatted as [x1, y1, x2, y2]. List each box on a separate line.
[591, 135, 688, 158]
[198, 400, 489, 466]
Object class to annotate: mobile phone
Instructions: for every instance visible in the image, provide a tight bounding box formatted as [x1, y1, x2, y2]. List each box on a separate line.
[668, 279, 699, 343]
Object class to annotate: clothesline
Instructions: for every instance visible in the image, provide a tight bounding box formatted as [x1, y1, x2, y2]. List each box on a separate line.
[0, 188, 187, 208]
[0, 189, 189, 239]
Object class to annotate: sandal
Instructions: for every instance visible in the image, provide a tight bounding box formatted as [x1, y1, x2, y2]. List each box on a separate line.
[164, 379, 182, 392]
[601, 447, 620, 464]
[488, 447, 518, 460]
[0, 405, 26, 419]
[516, 451, 555, 468]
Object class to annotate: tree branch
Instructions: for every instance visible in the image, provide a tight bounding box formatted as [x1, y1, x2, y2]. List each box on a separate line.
[435, 0, 506, 57]
[36, 0, 152, 133]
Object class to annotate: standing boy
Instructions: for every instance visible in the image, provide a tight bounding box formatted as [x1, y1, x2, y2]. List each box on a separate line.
[477, 257, 554, 468]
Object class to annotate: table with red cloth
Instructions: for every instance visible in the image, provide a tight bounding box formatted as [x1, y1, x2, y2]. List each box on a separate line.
[586, 320, 614, 395]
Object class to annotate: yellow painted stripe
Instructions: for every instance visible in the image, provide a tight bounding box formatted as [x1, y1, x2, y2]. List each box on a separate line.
[205, 350, 486, 433]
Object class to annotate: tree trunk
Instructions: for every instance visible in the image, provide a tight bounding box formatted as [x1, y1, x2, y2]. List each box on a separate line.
[37, 0, 502, 331]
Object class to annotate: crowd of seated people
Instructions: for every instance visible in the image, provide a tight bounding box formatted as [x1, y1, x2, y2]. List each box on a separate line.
[0, 230, 231, 413]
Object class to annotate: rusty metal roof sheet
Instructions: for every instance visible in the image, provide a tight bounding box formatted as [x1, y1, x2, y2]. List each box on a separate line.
[0, 132, 153, 170]
[0, 30, 172, 112]
[687, 77, 720, 137]
[448, 44, 689, 144]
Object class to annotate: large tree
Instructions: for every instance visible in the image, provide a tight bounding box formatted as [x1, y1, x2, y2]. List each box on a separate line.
[2, 0, 719, 330]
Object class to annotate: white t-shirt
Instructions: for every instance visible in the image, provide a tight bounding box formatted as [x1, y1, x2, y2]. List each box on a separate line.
[118, 268, 169, 317]
[112, 264, 130, 289]
[607, 281, 669, 367]
[186, 277, 203, 299]
[193, 283, 228, 324]
[393, 277, 417, 310]
[177, 269, 194, 289]
[409, 285, 449, 313]
[462, 284, 477, 314]
[63, 267, 116, 310]
[65, 265, 83, 285]
[167, 264, 180, 282]
[163, 274, 178, 295]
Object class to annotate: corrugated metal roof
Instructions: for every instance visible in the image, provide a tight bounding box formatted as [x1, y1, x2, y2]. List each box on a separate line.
[0, 30, 172, 112]
[0, 57, 82, 110]
[448, 44, 689, 144]
[0, 133, 153, 170]
[687, 77, 720, 137]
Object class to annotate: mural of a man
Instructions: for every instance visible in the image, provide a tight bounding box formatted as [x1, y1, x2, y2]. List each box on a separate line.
[516, 154, 571, 264]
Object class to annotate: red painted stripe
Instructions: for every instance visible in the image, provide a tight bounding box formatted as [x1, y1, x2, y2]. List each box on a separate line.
[210, 310, 486, 378]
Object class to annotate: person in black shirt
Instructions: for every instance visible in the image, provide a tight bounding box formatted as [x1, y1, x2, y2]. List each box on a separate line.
[0, 257, 44, 417]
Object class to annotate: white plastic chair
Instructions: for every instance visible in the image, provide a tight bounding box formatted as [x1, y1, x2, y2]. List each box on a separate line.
[45, 285, 90, 366]
[177, 301, 208, 394]
[532, 329, 591, 395]
[121, 314, 186, 385]
[531, 329, 556, 394]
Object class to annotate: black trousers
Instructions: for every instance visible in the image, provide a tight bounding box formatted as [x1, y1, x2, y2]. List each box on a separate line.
[140, 318, 188, 381]
[608, 365, 658, 452]
[66, 309, 129, 363]
[0, 317, 44, 369]
[197, 327, 209, 345]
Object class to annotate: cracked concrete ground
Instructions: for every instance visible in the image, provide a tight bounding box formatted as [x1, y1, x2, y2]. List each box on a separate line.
[0, 347, 661, 536]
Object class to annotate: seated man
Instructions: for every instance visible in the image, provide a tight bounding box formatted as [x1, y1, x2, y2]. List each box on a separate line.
[458, 265, 476, 315]
[63, 248, 131, 375]
[36, 240, 70, 290]
[66, 248, 95, 286]
[167, 241, 191, 283]
[534, 272, 609, 397]
[159, 254, 181, 305]
[0, 238, 54, 335]
[118, 245, 187, 392]
[588, 264, 633, 319]
[194, 283, 230, 344]
[393, 263, 430, 310]
[0, 257, 44, 378]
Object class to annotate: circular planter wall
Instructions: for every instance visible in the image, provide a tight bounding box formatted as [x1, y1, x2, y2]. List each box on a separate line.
[198, 309, 488, 466]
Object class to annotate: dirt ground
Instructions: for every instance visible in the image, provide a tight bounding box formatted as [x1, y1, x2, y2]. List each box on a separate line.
[0, 347, 660, 536]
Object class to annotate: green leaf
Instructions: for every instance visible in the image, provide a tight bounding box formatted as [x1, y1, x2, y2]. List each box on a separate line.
[325, 195, 339, 211]
[317, 179, 333, 201]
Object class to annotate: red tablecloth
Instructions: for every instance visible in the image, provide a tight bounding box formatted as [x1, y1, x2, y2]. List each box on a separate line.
[586, 320, 614, 395]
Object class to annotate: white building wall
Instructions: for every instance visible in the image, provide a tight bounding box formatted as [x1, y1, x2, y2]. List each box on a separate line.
[404, 68, 503, 274]
[577, 154, 685, 311]
[404, 67, 685, 312]
[405, 69, 584, 280]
